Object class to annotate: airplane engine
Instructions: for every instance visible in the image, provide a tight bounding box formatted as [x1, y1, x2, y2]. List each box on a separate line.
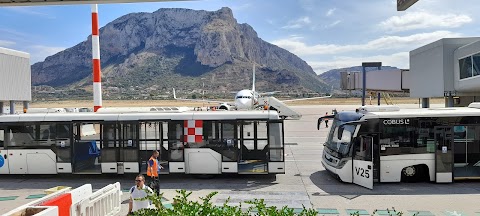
[218, 103, 233, 110]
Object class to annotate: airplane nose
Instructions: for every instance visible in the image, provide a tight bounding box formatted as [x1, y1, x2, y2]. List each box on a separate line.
[236, 99, 250, 109]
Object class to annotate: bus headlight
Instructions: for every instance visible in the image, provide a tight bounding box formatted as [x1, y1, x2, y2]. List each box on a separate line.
[337, 159, 348, 169]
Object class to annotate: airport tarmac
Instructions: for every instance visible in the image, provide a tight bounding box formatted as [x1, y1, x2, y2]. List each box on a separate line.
[1, 104, 480, 216]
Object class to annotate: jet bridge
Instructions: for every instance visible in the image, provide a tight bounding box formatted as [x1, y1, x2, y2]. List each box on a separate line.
[340, 69, 410, 92]
[259, 97, 302, 120]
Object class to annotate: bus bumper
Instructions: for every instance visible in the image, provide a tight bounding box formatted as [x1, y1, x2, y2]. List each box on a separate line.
[321, 158, 353, 183]
[321, 160, 341, 181]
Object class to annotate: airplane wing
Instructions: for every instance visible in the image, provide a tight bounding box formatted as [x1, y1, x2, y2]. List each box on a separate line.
[172, 88, 230, 104]
[281, 95, 332, 102]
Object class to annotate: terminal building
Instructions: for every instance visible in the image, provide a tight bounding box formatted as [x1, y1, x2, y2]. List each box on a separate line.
[340, 37, 480, 108]
[0, 47, 31, 114]
[410, 37, 480, 107]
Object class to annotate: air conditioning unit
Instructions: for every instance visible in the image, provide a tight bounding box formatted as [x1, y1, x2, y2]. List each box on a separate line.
[468, 102, 480, 109]
[358, 105, 400, 113]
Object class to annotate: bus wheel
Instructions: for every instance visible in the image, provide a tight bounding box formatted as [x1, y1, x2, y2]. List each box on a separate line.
[401, 165, 428, 182]
[401, 166, 417, 182]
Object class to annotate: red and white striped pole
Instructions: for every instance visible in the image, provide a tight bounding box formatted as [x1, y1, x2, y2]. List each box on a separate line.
[91, 4, 102, 112]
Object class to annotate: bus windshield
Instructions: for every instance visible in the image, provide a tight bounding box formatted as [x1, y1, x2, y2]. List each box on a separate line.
[325, 111, 363, 157]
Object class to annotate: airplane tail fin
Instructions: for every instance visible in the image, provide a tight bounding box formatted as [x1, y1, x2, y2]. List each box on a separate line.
[252, 63, 255, 92]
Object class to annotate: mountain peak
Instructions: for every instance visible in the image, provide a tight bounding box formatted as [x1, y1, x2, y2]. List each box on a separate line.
[31, 7, 330, 97]
[218, 7, 233, 15]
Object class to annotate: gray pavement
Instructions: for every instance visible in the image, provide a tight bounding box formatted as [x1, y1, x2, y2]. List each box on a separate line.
[1, 104, 480, 216]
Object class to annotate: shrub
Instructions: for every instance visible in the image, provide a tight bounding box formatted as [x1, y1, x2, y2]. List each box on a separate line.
[132, 189, 317, 216]
[133, 190, 414, 216]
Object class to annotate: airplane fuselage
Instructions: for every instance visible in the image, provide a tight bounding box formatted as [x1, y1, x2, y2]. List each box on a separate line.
[234, 89, 259, 110]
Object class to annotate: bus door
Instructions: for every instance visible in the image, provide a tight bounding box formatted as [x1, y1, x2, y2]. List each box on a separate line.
[72, 122, 102, 174]
[435, 126, 453, 183]
[353, 135, 374, 189]
[139, 121, 169, 174]
[238, 120, 269, 174]
[0, 127, 9, 174]
[118, 122, 140, 174]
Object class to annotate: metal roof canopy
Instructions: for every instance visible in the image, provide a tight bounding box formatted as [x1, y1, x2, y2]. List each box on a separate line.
[0, 0, 186, 6]
[397, 0, 419, 11]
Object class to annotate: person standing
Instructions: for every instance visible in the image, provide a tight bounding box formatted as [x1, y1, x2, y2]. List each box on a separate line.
[147, 150, 163, 195]
[324, 112, 329, 128]
[128, 174, 153, 215]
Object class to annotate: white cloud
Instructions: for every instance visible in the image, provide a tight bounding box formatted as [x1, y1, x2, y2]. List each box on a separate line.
[326, 8, 336, 17]
[29, 45, 66, 63]
[281, 16, 311, 29]
[287, 34, 304, 40]
[5, 7, 55, 19]
[380, 11, 472, 32]
[0, 39, 16, 47]
[309, 52, 410, 74]
[325, 20, 341, 28]
[271, 30, 461, 56]
[0, 28, 28, 38]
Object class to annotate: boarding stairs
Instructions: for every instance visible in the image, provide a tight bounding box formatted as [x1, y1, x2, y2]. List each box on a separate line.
[381, 92, 395, 105]
[258, 96, 302, 120]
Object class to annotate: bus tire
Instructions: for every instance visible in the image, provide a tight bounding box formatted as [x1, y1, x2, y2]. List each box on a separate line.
[401, 164, 428, 182]
[402, 166, 416, 182]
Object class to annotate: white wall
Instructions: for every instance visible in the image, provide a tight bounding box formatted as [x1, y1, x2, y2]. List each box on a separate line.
[409, 38, 480, 98]
[0, 47, 31, 101]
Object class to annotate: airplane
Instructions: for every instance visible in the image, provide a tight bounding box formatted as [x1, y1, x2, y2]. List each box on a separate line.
[173, 63, 332, 110]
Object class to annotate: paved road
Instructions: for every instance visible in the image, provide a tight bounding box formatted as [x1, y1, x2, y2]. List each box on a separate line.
[1, 104, 480, 216]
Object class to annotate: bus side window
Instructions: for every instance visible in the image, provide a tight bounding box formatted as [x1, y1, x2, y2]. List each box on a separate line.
[355, 136, 372, 161]
[354, 137, 363, 159]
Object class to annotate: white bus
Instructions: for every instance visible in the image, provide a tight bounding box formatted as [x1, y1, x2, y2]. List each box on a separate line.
[0, 110, 284, 175]
[319, 104, 480, 189]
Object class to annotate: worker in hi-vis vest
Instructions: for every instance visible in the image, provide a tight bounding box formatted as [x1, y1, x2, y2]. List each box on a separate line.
[147, 150, 163, 195]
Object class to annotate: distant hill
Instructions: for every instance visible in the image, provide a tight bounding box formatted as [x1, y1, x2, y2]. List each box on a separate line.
[318, 66, 399, 91]
[31, 7, 331, 100]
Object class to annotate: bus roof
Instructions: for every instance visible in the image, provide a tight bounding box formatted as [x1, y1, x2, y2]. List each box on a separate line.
[362, 107, 480, 119]
[0, 110, 280, 123]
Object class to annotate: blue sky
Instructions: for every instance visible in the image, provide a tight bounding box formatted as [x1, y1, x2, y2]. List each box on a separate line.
[0, 0, 479, 74]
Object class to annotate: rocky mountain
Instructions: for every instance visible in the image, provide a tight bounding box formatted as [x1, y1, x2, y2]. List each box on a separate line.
[31, 7, 330, 99]
[319, 66, 399, 90]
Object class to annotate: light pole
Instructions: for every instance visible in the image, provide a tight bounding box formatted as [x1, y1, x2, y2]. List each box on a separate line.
[347, 72, 350, 98]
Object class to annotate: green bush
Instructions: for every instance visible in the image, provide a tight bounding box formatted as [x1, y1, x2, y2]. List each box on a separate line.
[133, 189, 317, 216]
[350, 208, 414, 216]
[133, 190, 414, 216]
